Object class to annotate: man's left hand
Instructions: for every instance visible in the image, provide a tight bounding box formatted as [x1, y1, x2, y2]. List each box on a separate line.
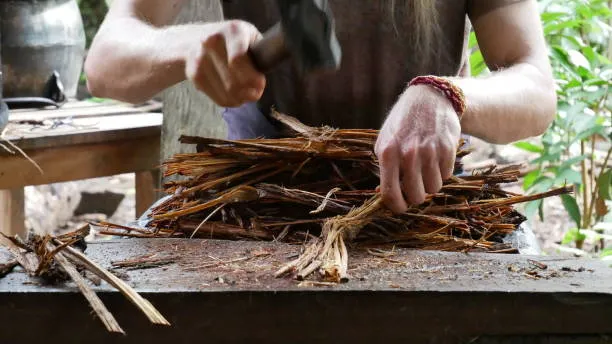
[375, 84, 462, 213]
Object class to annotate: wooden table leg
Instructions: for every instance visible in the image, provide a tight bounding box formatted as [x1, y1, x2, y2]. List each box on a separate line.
[135, 169, 160, 218]
[0, 188, 26, 239]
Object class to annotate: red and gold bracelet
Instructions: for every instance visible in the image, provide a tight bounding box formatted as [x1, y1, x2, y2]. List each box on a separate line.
[408, 75, 467, 119]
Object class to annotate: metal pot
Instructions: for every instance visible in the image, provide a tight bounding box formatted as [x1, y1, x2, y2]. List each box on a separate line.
[0, 0, 86, 99]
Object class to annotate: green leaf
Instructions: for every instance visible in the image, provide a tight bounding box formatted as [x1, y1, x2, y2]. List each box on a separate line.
[561, 194, 582, 228]
[577, 88, 610, 105]
[577, 66, 594, 79]
[540, 12, 566, 22]
[538, 199, 545, 222]
[584, 79, 610, 87]
[530, 176, 555, 195]
[468, 31, 478, 49]
[550, 46, 582, 79]
[513, 141, 544, 153]
[601, 248, 612, 258]
[544, 19, 582, 35]
[573, 114, 598, 133]
[554, 168, 583, 185]
[523, 170, 542, 190]
[562, 228, 586, 245]
[470, 49, 487, 76]
[531, 153, 562, 165]
[560, 35, 585, 50]
[581, 46, 598, 65]
[558, 154, 590, 170]
[572, 124, 606, 144]
[598, 170, 612, 201]
[597, 54, 612, 66]
[548, 142, 566, 156]
[568, 50, 591, 70]
[525, 199, 543, 220]
[563, 103, 587, 126]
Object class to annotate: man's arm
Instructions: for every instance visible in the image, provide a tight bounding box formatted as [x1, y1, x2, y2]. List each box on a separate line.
[453, 0, 556, 144]
[375, 0, 556, 212]
[85, 0, 190, 102]
[85, 0, 265, 106]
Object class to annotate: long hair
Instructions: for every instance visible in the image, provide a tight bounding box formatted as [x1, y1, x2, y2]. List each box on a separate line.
[390, 0, 443, 69]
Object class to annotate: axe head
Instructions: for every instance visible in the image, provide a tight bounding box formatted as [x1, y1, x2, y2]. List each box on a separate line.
[277, 0, 342, 74]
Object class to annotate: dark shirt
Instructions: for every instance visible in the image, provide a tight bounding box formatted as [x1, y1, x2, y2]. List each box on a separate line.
[220, 0, 521, 139]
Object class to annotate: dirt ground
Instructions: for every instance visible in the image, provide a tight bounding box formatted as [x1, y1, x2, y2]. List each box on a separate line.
[29, 136, 574, 256]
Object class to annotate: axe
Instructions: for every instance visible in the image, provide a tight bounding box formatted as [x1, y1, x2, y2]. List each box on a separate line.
[221, 0, 342, 140]
[247, 0, 342, 74]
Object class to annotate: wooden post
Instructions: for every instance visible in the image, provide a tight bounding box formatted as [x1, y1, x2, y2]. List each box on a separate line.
[158, 0, 225, 199]
[0, 188, 26, 239]
[135, 169, 160, 217]
[160, 0, 225, 162]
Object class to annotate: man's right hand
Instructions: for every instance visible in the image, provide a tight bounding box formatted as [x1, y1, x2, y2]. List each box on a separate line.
[185, 20, 267, 108]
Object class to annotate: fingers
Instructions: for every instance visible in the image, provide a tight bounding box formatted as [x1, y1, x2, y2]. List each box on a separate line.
[224, 21, 266, 99]
[420, 143, 443, 194]
[186, 35, 229, 105]
[377, 143, 408, 214]
[186, 20, 266, 107]
[377, 139, 450, 213]
[438, 136, 456, 180]
[400, 145, 426, 205]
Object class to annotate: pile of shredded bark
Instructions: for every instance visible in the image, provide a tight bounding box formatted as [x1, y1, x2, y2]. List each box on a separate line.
[96, 111, 571, 282]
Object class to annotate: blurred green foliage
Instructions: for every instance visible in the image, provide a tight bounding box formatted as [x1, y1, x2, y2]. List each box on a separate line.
[470, 0, 612, 255]
[76, 0, 108, 48]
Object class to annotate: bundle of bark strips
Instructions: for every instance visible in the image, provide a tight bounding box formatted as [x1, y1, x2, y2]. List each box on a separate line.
[0, 226, 169, 334]
[96, 111, 572, 283]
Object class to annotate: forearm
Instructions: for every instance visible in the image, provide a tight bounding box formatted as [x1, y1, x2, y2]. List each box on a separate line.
[85, 18, 218, 103]
[450, 62, 556, 144]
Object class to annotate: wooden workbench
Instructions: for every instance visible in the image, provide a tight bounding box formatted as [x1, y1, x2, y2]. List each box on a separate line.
[0, 100, 163, 238]
[0, 238, 611, 343]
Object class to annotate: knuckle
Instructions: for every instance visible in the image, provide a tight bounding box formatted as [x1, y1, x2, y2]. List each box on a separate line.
[224, 20, 254, 40]
[399, 141, 418, 158]
[399, 149, 417, 167]
[419, 142, 436, 157]
[204, 32, 223, 47]
[377, 144, 396, 161]
[226, 20, 242, 35]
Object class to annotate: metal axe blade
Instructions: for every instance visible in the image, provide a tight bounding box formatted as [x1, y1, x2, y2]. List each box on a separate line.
[248, 0, 342, 75]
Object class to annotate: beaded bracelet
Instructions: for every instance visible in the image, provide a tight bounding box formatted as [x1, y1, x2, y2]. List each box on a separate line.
[408, 75, 467, 119]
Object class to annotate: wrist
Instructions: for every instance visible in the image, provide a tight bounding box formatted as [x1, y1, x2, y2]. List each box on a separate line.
[408, 75, 467, 119]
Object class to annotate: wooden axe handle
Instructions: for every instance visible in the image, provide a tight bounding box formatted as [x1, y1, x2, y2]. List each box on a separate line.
[247, 23, 291, 73]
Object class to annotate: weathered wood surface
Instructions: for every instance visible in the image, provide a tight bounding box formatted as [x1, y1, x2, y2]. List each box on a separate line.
[0, 131, 160, 189]
[0, 239, 611, 343]
[3, 110, 162, 151]
[8, 99, 161, 122]
[160, 0, 225, 165]
[0, 101, 162, 238]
